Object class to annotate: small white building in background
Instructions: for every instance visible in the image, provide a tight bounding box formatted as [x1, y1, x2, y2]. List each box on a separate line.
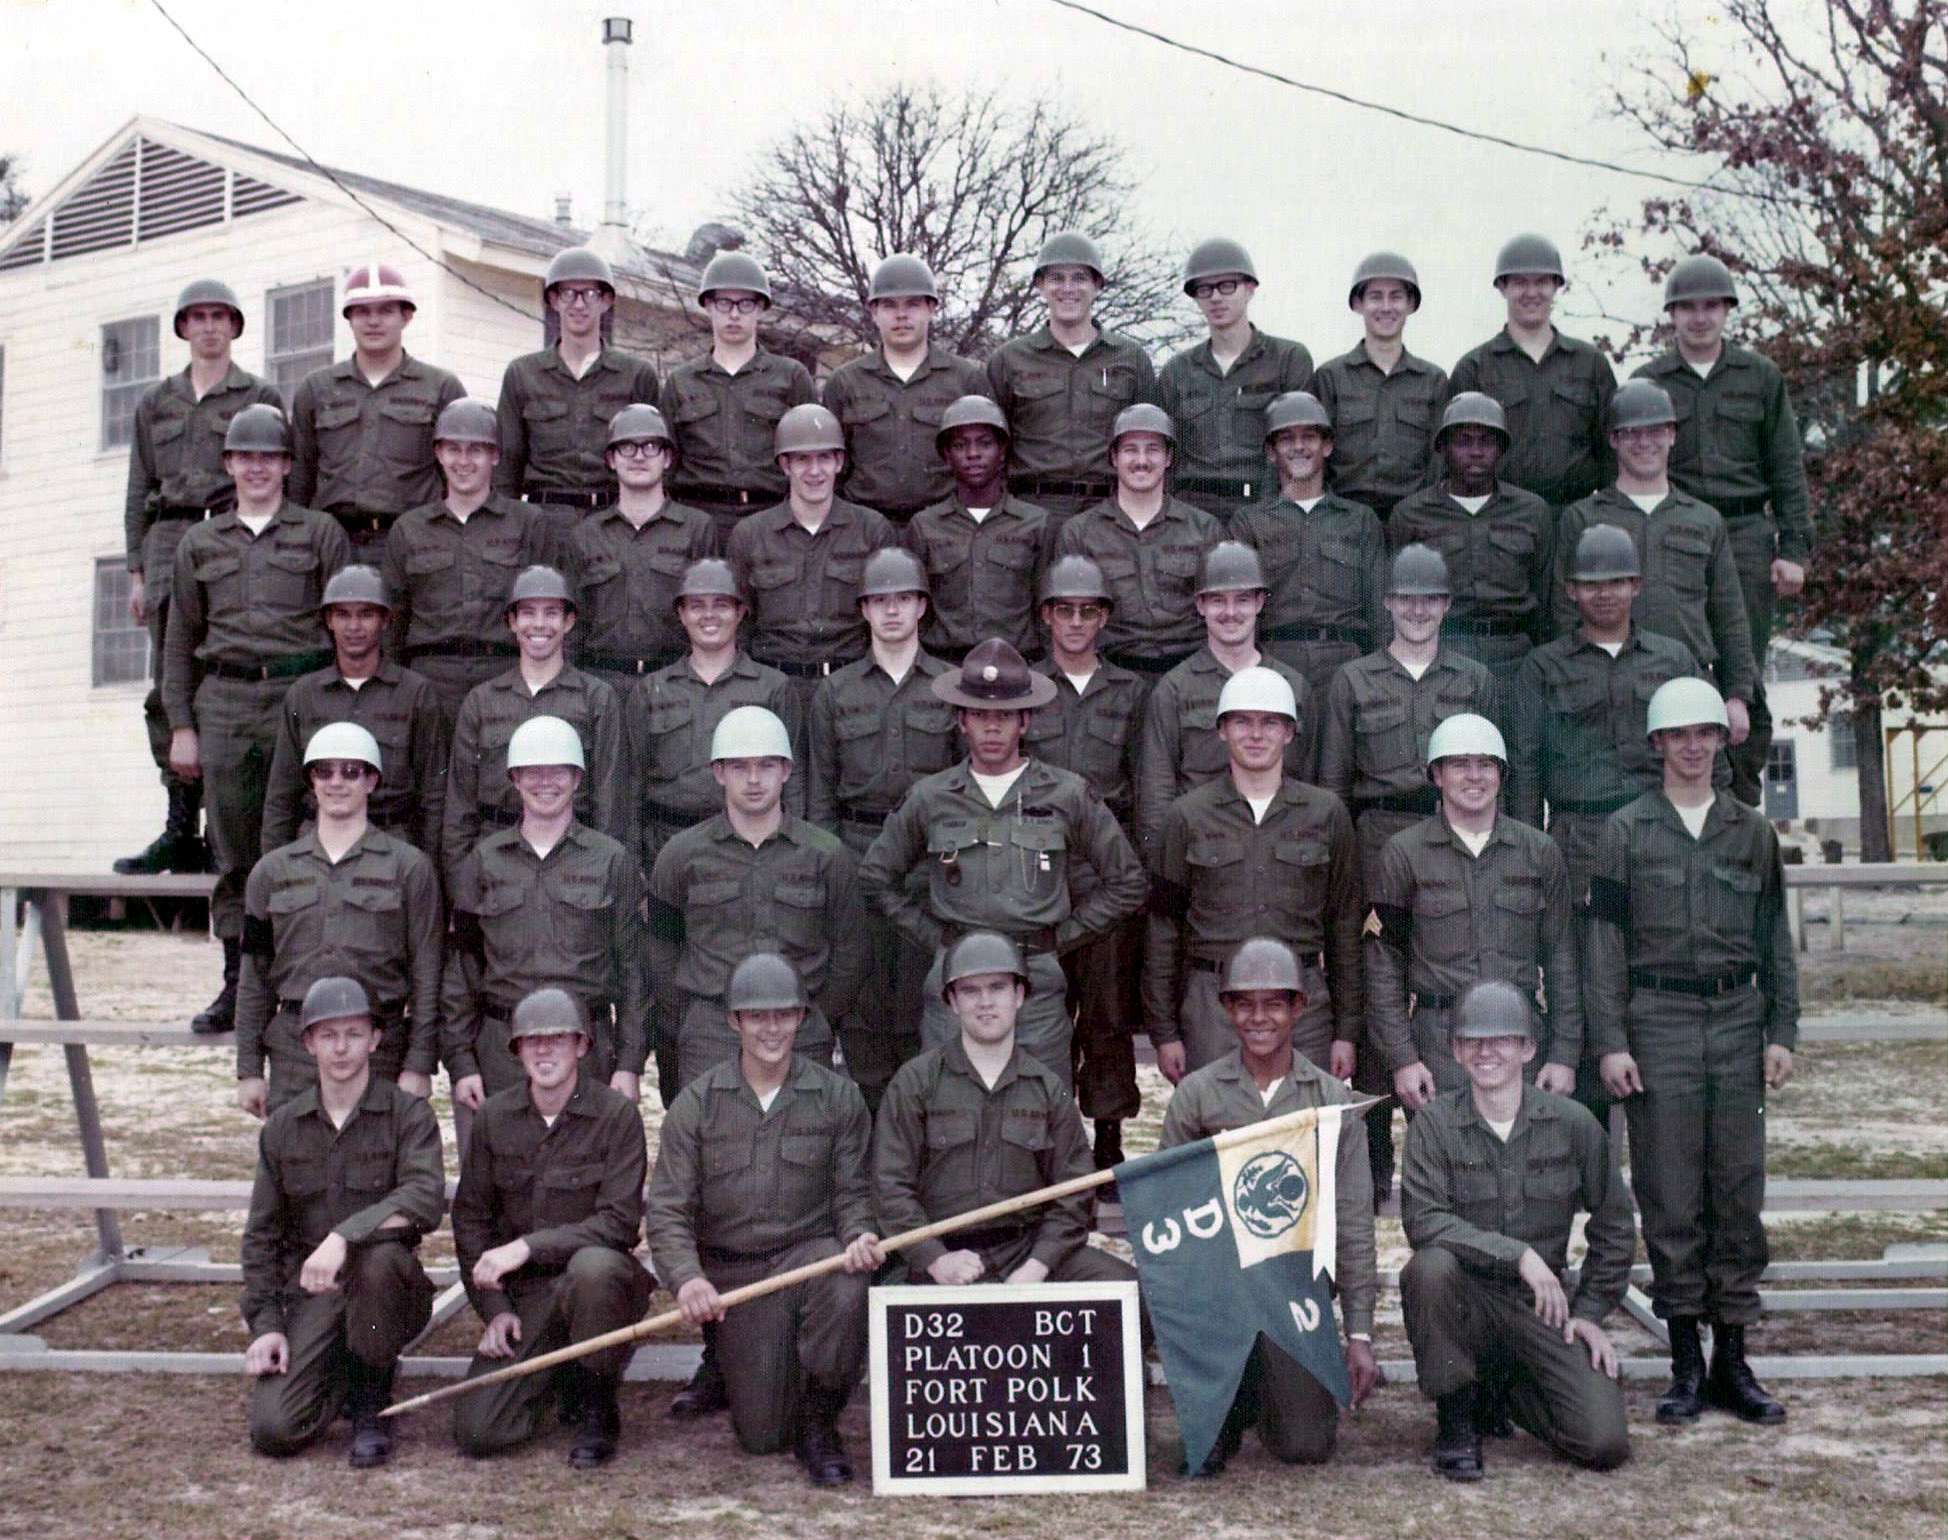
[0, 117, 707, 874]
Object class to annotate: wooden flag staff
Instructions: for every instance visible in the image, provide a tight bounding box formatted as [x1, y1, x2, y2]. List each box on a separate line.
[384, 1099, 1379, 1420]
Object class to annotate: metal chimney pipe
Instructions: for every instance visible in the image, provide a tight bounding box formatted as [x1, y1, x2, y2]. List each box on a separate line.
[554, 193, 574, 228]
[595, 16, 633, 259]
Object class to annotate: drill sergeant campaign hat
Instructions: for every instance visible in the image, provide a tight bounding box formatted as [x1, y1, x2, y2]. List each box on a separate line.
[929, 639, 1057, 711]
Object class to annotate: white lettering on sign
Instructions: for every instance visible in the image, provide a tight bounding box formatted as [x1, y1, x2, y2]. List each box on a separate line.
[1139, 1199, 1231, 1255]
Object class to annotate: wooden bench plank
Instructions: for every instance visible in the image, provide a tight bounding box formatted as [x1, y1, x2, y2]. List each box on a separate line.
[0, 1176, 461, 1210]
[0, 1020, 225, 1046]
[1766, 1179, 1948, 1212]
[0, 873, 217, 899]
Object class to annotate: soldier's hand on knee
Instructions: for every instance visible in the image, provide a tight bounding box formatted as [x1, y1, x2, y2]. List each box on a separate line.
[452, 1074, 486, 1111]
[1763, 1044, 1794, 1090]
[1155, 1041, 1187, 1085]
[478, 1311, 523, 1359]
[473, 1238, 532, 1289]
[843, 1232, 885, 1274]
[1599, 1052, 1643, 1099]
[1535, 1062, 1576, 1097]
[1566, 1318, 1619, 1379]
[1393, 1062, 1437, 1112]
[244, 1331, 289, 1376]
[236, 1077, 268, 1119]
[928, 1250, 985, 1286]
[1517, 1247, 1569, 1331]
[397, 1070, 431, 1100]
[609, 1070, 641, 1103]
[299, 1233, 349, 1294]
[1329, 1038, 1357, 1082]
[1725, 697, 1752, 747]
[1005, 1257, 1051, 1286]
[169, 728, 202, 781]
[1346, 1339, 1382, 1407]
[128, 574, 147, 625]
[677, 1277, 726, 1326]
[1771, 557, 1805, 597]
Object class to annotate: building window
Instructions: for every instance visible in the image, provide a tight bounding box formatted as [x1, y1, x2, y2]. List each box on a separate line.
[266, 280, 334, 400]
[101, 316, 160, 450]
[1830, 712, 1858, 771]
[93, 558, 149, 686]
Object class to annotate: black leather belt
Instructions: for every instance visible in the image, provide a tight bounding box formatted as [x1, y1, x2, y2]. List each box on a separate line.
[1629, 968, 1756, 998]
[765, 656, 840, 680]
[1011, 476, 1113, 500]
[1266, 622, 1367, 645]
[154, 504, 219, 522]
[524, 488, 613, 509]
[640, 798, 705, 828]
[1191, 951, 1324, 975]
[675, 484, 769, 509]
[1355, 789, 1439, 817]
[1105, 650, 1195, 677]
[1552, 793, 1636, 817]
[1715, 495, 1772, 520]
[405, 640, 517, 661]
[579, 648, 678, 676]
[1444, 616, 1531, 638]
[872, 500, 936, 521]
[953, 1224, 1031, 1251]
[840, 806, 898, 825]
[326, 508, 397, 538]
[1176, 475, 1261, 499]
[941, 925, 1059, 958]
[205, 652, 330, 683]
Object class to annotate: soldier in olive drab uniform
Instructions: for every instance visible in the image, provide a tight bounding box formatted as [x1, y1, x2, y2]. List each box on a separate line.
[1158, 238, 1314, 529]
[262, 565, 446, 856]
[806, 550, 958, 1109]
[1146, 668, 1361, 1083]
[382, 399, 559, 731]
[904, 395, 1052, 663]
[237, 723, 442, 1116]
[288, 263, 465, 559]
[1134, 541, 1314, 854]
[986, 232, 1159, 528]
[875, 932, 1139, 1292]
[858, 642, 1148, 1088]
[822, 255, 988, 524]
[1589, 678, 1796, 1429]
[1634, 255, 1812, 807]
[1027, 558, 1147, 1168]
[663, 251, 816, 543]
[726, 404, 899, 722]
[442, 717, 648, 1110]
[241, 977, 443, 1468]
[1551, 382, 1758, 776]
[118, 279, 284, 877]
[1447, 234, 1616, 511]
[647, 707, 868, 1091]
[1231, 391, 1388, 699]
[442, 565, 627, 880]
[1400, 980, 1632, 1483]
[562, 404, 721, 695]
[1053, 405, 1222, 683]
[1365, 714, 1582, 1115]
[1313, 253, 1447, 522]
[647, 954, 884, 1484]
[1160, 939, 1380, 1474]
[494, 245, 662, 537]
[1387, 393, 1556, 679]
[451, 988, 653, 1470]
[165, 404, 351, 1034]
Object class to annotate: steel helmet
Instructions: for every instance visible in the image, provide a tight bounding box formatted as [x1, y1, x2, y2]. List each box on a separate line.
[434, 398, 500, 447]
[1197, 540, 1268, 597]
[1110, 403, 1174, 451]
[506, 564, 575, 612]
[1038, 554, 1114, 608]
[1425, 713, 1507, 773]
[1663, 254, 1738, 309]
[941, 930, 1031, 1000]
[868, 254, 940, 303]
[1263, 390, 1333, 442]
[174, 278, 244, 338]
[341, 261, 415, 314]
[1215, 666, 1298, 723]
[299, 975, 372, 1032]
[1182, 237, 1258, 294]
[222, 404, 291, 455]
[321, 564, 390, 611]
[544, 245, 616, 296]
[607, 402, 674, 450]
[1451, 978, 1534, 1039]
[303, 722, 383, 777]
[1031, 231, 1106, 285]
[1493, 234, 1566, 284]
[1610, 380, 1678, 431]
[697, 250, 772, 304]
[506, 715, 586, 772]
[508, 986, 589, 1042]
[710, 705, 793, 763]
[1348, 251, 1422, 311]
[673, 556, 743, 610]
[934, 394, 1011, 456]
[1569, 524, 1641, 582]
[1219, 936, 1305, 997]
[774, 403, 846, 458]
[858, 546, 930, 602]
[726, 952, 808, 1014]
[1388, 542, 1452, 597]
[1436, 392, 1510, 445]
[1645, 677, 1730, 737]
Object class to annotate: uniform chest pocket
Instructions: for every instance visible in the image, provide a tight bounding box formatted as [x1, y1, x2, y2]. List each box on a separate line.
[150, 414, 189, 450]
[1707, 861, 1763, 930]
[1524, 1160, 1579, 1201]
[780, 1132, 833, 1167]
[701, 1136, 754, 1177]
[926, 1111, 978, 1151]
[984, 534, 1038, 572]
[545, 875, 613, 916]
[522, 398, 571, 430]
[1659, 532, 1713, 595]
[1486, 525, 1537, 559]
[313, 400, 363, 433]
[1414, 883, 1474, 961]
[470, 883, 529, 923]
[1550, 380, 1596, 411]
[927, 821, 986, 862]
[193, 554, 243, 598]
[1155, 545, 1202, 580]
[339, 883, 404, 944]
[1716, 392, 1766, 424]
[821, 554, 866, 592]
[738, 387, 792, 428]
[1091, 551, 1139, 591]
[1001, 1113, 1049, 1151]
[378, 400, 436, 463]
[748, 561, 797, 593]
[1316, 537, 1365, 599]
[267, 879, 322, 917]
[1392, 397, 1435, 429]
[404, 548, 456, 577]
[1089, 367, 1139, 404]
[578, 555, 624, 592]
[1335, 397, 1377, 430]
[686, 876, 745, 912]
[344, 1148, 396, 1197]
[1187, 833, 1245, 869]
[645, 548, 691, 580]
[1452, 1166, 1499, 1215]
[1274, 837, 1329, 870]
[1492, 880, 1544, 918]
[845, 396, 892, 425]
[263, 548, 322, 607]
[538, 1160, 603, 1195]
[280, 1154, 328, 1197]
[1354, 701, 1415, 772]
[1011, 373, 1066, 404]
[667, 390, 720, 427]
[1554, 679, 1607, 721]
[834, 709, 883, 744]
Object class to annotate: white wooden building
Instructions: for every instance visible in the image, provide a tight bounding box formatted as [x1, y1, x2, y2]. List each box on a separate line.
[0, 117, 705, 873]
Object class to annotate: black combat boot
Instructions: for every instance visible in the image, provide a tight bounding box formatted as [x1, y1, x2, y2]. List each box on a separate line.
[1705, 1322, 1786, 1425]
[793, 1379, 854, 1486]
[191, 937, 240, 1034]
[668, 1324, 728, 1419]
[1092, 1119, 1124, 1171]
[1180, 1389, 1253, 1478]
[1432, 1387, 1485, 1481]
[115, 783, 209, 875]
[1474, 1358, 1515, 1439]
[1656, 1317, 1707, 1424]
[569, 1370, 622, 1468]
[346, 1361, 397, 1469]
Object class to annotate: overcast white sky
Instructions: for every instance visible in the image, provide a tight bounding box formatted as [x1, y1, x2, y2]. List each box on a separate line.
[3, 0, 1749, 366]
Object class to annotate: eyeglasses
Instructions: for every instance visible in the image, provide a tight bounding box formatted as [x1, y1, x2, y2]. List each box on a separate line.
[612, 441, 667, 458]
[555, 285, 608, 307]
[308, 760, 371, 783]
[1190, 279, 1246, 299]
[705, 295, 764, 316]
